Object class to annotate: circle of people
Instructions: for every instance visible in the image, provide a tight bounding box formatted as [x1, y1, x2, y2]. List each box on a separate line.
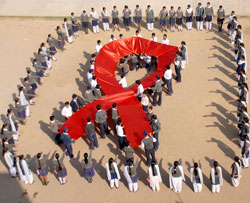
[1, 2, 248, 195]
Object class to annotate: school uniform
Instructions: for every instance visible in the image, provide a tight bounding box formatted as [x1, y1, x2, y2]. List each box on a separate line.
[148, 164, 162, 191]
[169, 164, 185, 192]
[164, 68, 173, 95]
[134, 8, 142, 25]
[176, 10, 183, 31]
[239, 87, 248, 104]
[242, 140, 250, 168]
[17, 159, 34, 185]
[4, 151, 17, 177]
[151, 80, 164, 106]
[195, 6, 204, 31]
[47, 37, 57, 56]
[119, 63, 129, 77]
[136, 84, 144, 101]
[49, 119, 62, 139]
[106, 161, 120, 188]
[141, 96, 149, 112]
[38, 51, 51, 69]
[141, 55, 152, 71]
[236, 29, 243, 42]
[190, 167, 203, 192]
[174, 56, 182, 82]
[54, 153, 67, 184]
[35, 155, 49, 177]
[116, 125, 126, 150]
[56, 29, 65, 48]
[112, 10, 119, 25]
[85, 122, 98, 149]
[146, 9, 154, 31]
[16, 102, 27, 120]
[231, 161, 242, 187]
[8, 114, 21, 140]
[180, 45, 188, 68]
[185, 8, 193, 30]
[33, 62, 48, 77]
[94, 88, 102, 99]
[84, 90, 95, 104]
[151, 119, 161, 150]
[217, 9, 225, 26]
[124, 146, 134, 164]
[159, 10, 168, 27]
[169, 10, 176, 31]
[1, 128, 15, 144]
[123, 9, 132, 26]
[82, 151, 95, 182]
[205, 6, 214, 30]
[102, 11, 110, 31]
[238, 73, 246, 87]
[90, 11, 99, 33]
[119, 77, 127, 88]
[141, 136, 156, 166]
[64, 21, 73, 43]
[80, 13, 89, 30]
[19, 90, 30, 117]
[150, 36, 158, 42]
[61, 106, 73, 119]
[60, 132, 74, 158]
[227, 13, 235, 32]
[129, 55, 141, 70]
[70, 98, 83, 113]
[237, 60, 246, 75]
[147, 110, 154, 124]
[96, 109, 109, 138]
[28, 72, 40, 88]
[124, 160, 139, 192]
[112, 108, 119, 126]
[71, 16, 79, 35]
[229, 19, 238, 43]
[96, 44, 103, 55]
[210, 166, 223, 193]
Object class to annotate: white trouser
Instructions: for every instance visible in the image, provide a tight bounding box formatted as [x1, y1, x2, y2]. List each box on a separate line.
[171, 177, 182, 193]
[25, 105, 30, 117]
[103, 22, 109, 31]
[231, 31, 236, 43]
[67, 36, 73, 43]
[206, 22, 212, 30]
[200, 21, 203, 30]
[197, 21, 200, 30]
[177, 25, 182, 31]
[186, 22, 192, 30]
[13, 133, 19, 140]
[128, 182, 138, 192]
[147, 23, 154, 31]
[231, 176, 240, 187]
[212, 184, 220, 193]
[46, 59, 52, 69]
[193, 183, 202, 192]
[93, 25, 99, 33]
[110, 179, 119, 188]
[242, 156, 249, 168]
[151, 182, 160, 191]
[59, 177, 66, 184]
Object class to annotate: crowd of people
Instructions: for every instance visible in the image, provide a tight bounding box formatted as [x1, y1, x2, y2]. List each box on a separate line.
[0, 2, 249, 195]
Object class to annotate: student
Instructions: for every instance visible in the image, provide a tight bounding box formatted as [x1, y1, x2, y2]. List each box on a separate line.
[49, 115, 63, 143]
[180, 41, 188, 69]
[161, 34, 169, 45]
[87, 69, 94, 84]
[169, 160, 185, 193]
[71, 12, 80, 37]
[164, 65, 173, 95]
[81, 10, 89, 34]
[119, 34, 123, 39]
[35, 152, 49, 185]
[135, 80, 144, 102]
[231, 156, 242, 187]
[85, 116, 98, 150]
[109, 34, 116, 42]
[56, 26, 65, 49]
[3, 148, 17, 177]
[238, 70, 246, 87]
[94, 84, 102, 99]
[90, 8, 99, 34]
[217, 5, 225, 32]
[116, 120, 126, 150]
[141, 54, 152, 71]
[141, 92, 149, 112]
[23, 77, 37, 104]
[70, 94, 83, 113]
[96, 40, 103, 54]
[33, 59, 48, 77]
[150, 75, 164, 106]
[84, 86, 95, 104]
[1, 124, 15, 144]
[185, 5, 193, 30]
[82, 150, 95, 183]
[17, 155, 34, 185]
[112, 103, 119, 126]
[90, 76, 97, 91]
[134, 30, 142, 37]
[112, 6, 120, 31]
[174, 51, 182, 82]
[169, 6, 176, 32]
[150, 33, 158, 42]
[236, 25, 243, 42]
[123, 5, 132, 31]
[146, 5, 154, 31]
[38, 47, 52, 70]
[229, 16, 238, 44]
[176, 7, 183, 32]
[237, 56, 246, 75]
[102, 7, 110, 31]
[148, 160, 162, 191]
[227, 11, 236, 35]
[95, 104, 109, 138]
[54, 153, 67, 185]
[7, 109, 21, 141]
[159, 6, 168, 32]
[141, 131, 156, 166]
[239, 83, 248, 104]
[61, 127, 74, 158]
[195, 3, 204, 31]
[151, 115, 161, 150]
[61, 102, 73, 120]
[64, 18, 73, 43]
[241, 136, 250, 168]
[147, 106, 154, 123]
[124, 140, 135, 164]
[19, 86, 30, 117]
[134, 5, 142, 30]
[190, 162, 203, 192]
[15, 98, 27, 120]
[118, 75, 127, 88]
[47, 34, 57, 61]
[106, 157, 120, 189]
[210, 160, 223, 193]
[90, 53, 96, 64]
[118, 59, 129, 77]
[205, 2, 214, 31]
[124, 159, 139, 192]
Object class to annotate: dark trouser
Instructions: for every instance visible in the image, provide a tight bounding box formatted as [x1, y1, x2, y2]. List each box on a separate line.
[66, 144, 73, 158]
[118, 136, 125, 150]
[99, 122, 108, 138]
[131, 62, 140, 70]
[175, 66, 181, 82]
[153, 91, 162, 106]
[153, 133, 159, 150]
[138, 96, 142, 102]
[142, 105, 148, 112]
[166, 79, 173, 95]
[120, 71, 128, 78]
[126, 157, 134, 165]
[145, 148, 156, 166]
[88, 132, 99, 149]
[113, 119, 118, 126]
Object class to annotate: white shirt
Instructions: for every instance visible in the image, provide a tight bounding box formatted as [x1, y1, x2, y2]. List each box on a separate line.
[116, 125, 125, 137]
[109, 38, 117, 42]
[140, 55, 151, 63]
[136, 84, 144, 97]
[119, 77, 127, 88]
[161, 38, 169, 45]
[150, 36, 158, 42]
[141, 96, 149, 106]
[96, 44, 103, 54]
[90, 64, 95, 70]
[90, 11, 99, 19]
[87, 72, 93, 84]
[164, 69, 172, 80]
[140, 136, 156, 148]
[61, 106, 73, 118]
[133, 34, 142, 37]
[91, 79, 97, 90]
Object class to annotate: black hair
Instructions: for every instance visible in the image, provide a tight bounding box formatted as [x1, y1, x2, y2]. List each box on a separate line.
[91, 54, 96, 58]
[128, 161, 133, 175]
[7, 109, 12, 116]
[112, 103, 117, 108]
[173, 161, 179, 175]
[65, 101, 69, 105]
[156, 75, 160, 80]
[152, 33, 155, 36]
[87, 116, 91, 122]
[108, 158, 113, 171]
[151, 161, 157, 176]
[49, 115, 55, 121]
[56, 26, 60, 30]
[1, 124, 7, 135]
[117, 119, 121, 125]
[181, 41, 186, 45]
[97, 40, 101, 44]
[152, 115, 157, 120]
[194, 162, 198, 176]
[113, 6, 116, 9]
[149, 105, 153, 110]
[124, 5, 128, 9]
[213, 161, 218, 175]
[234, 156, 241, 167]
[166, 65, 170, 69]
[136, 80, 141, 85]
[37, 153, 42, 169]
[71, 12, 74, 15]
[84, 153, 88, 164]
[92, 76, 96, 80]
[96, 104, 101, 110]
[64, 18, 67, 22]
[55, 153, 62, 170]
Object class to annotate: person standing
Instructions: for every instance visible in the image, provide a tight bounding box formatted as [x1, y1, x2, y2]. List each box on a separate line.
[80, 10, 89, 34]
[94, 84, 102, 99]
[151, 115, 161, 150]
[164, 65, 173, 95]
[148, 160, 162, 191]
[217, 5, 225, 32]
[71, 12, 80, 37]
[56, 26, 65, 49]
[195, 3, 204, 31]
[150, 75, 164, 106]
[241, 136, 250, 168]
[95, 40, 103, 55]
[60, 127, 74, 158]
[15, 98, 27, 120]
[85, 116, 99, 150]
[123, 140, 135, 164]
[134, 5, 142, 30]
[210, 160, 223, 193]
[47, 34, 57, 61]
[106, 157, 120, 189]
[61, 101, 73, 120]
[147, 106, 154, 123]
[95, 104, 109, 139]
[7, 109, 21, 141]
[16, 155, 34, 185]
[3, 148, 17, 177]
[169, 160, 185, 193]
[190, 162, 203, 192]
[174, 51, 182, 82]
[123, 5, 132, 31]
[141, 131, 156, 166]
[146, 5, 154, 31]
[161, 34, 169, 45]
[84, 86, 96, 104]
[102, 7, 110, 31]
[116, 120, 126, 150]
[35, 152, 49, 185]
[54, 152, 67, 185]
[49, 115, 63, 142]
[231, 156, 242, 187]
[124, 159, 139, 192]
[119, 75, 127, 88]
[180, 41, 188, 69]
[185, 5, 193, 30]
[150, 33, 158, 42]
[135, 80, 144, 102]
[176, 7, 183, 32]
[70, 94, 83, 113]
[169, 6, 176, 32]
[90, 8, 100, 34]
[112, 6, 120, 31]
[112, 103, 119, 127]
[82, 150, 95, 183]
[64, 18, 73, 43]
[205, 2, 214, 31]
[1, 123, 15, 144]
[159, 6, 168, 32]
[141, 92, 149, 112]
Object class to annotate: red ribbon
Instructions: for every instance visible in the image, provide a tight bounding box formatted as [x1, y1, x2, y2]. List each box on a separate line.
[60, 37, 178, 147]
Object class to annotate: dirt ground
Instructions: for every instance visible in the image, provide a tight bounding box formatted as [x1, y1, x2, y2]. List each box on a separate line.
[0, 17, 250, 203]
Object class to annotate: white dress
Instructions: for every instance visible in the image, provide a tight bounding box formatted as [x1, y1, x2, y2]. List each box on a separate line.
[190, 167, 203, 192]
[148, 164, 162, 191]
[64, 22, 73, 43]
[231, 162, 242, 187]
[17, 159, 34, 184]
[106, 162, 120, 188]
[169, 165, 185, 193]
[20, 90, 30, 117]
[4, 151, 16, 177]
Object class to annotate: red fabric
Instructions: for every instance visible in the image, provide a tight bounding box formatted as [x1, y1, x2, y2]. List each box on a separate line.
[60, 37, 178, 147]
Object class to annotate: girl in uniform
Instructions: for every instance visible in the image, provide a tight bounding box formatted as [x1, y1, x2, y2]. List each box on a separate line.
[169, 160, 185, 193]
[64, 18, 73, 43]
[71, 12, 80, 37]
[35, 152, 49, 185]
[227, 11, 235, 35]
[16, 155, 34, 185]
[210, 160, 223, 193]
[7, 109, 21, 141]
[180, 41, 188, 69]
[239, 83, 248, 104]
[90, 8, 100, 34]
[24, 77, 37, 105]
[241, 136, 250, 168]
[80, 10, 89, 34]
[148, 160, 162, 191]
[101, 7, 110, 31]
[195, 3, 204, 31]
[56, 26, 65, 49]
[176, 7, 183, 32]
[82, 150, 95, 183]
[3, 148, 17, 177]
[190, 162, 203, 193]
[159, 6, 168, 32]
[106, 157, 120, 189]
[19, 86, 30, 117]
[38, 47, 52, 70]
[146, 5, 154, 31]
[124, 160, 139, 192]
[1, 124, 15, 144]
[205, 2, 214, 31]
[169, 6, 176, 32]
[123, 5, 132, 31]
[54, 153, 67, 185]
[185, 5, 193, 30]
[231, 156, 242, 187]
[15, 98, 27, 121]
[47, 34, 57, 61]
[134, 5, 142, 31]
[112, 6, 120, 31]
[217, 5, 225, 32]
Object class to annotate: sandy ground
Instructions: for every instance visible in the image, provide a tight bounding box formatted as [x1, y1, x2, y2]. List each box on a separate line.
[0, 17, 250, 203]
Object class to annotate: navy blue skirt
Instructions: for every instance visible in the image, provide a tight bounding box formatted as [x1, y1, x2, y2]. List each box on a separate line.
[147, 18, 153, 23]
[169, 17, 175, 25]
[49, 46, 57, 55]
[82, 22, 89, 28]
[112, 18, 119, 25]
[186, 16, 192, 22]
[9, 122, 18, 132]
[123, 17, 131, 26]
[102, 18, 109, 23]
[196, 16, 203, 21]
[37, 70, 44, 77]
[84, 167, 95, 178]
[72, 25, 79, 32]
[92, 20, 98, 26]
[39, 167, 49, 177]
[160, 19, 167, 26]
[217, 18, 224, 24]
[41, 61, 47, 67]
[57, 167, 67, 178]
[8, 137, 15, 144]
[18, 110, 26, 119]
[130, 175, 138, 183]
[205, 15, 212, 22]
[134, 16, 142, 24]
[68, 29, 72, 37]
[176, 18, 182, 25]
[27, 89, 35, 99]
[110, 172, 118, 180]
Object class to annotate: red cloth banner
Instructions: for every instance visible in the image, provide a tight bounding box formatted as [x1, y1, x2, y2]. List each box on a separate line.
[60, 37, 178, 147]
